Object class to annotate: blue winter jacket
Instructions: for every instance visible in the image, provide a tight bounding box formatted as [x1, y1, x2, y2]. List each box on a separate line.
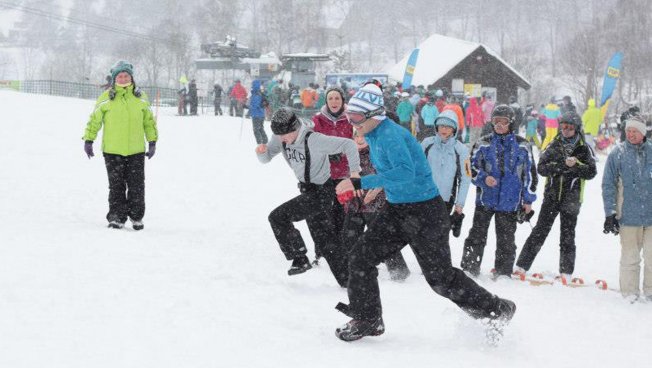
[470, 133, 537, 211]
[602, 140, 652, 226]
[249, 80, 265, 118]
[361, 118, 440, 204]
[421, 103, 439, 126]
[421, 135, 471, 207]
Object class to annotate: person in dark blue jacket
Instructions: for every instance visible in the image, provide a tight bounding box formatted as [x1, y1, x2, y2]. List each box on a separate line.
[461, 105, 538, 278]
[249, 80, 268, 146]
[332, 84, 516, 342]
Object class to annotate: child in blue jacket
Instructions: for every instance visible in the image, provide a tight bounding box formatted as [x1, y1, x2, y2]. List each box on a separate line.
[461, 105, 537, 278]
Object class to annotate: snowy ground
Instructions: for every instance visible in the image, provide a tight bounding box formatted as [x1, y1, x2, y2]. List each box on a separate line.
[0, 90, 649, 368]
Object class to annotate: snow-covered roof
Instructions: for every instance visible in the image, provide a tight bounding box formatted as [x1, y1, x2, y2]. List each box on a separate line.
[387, 33, 530, 87]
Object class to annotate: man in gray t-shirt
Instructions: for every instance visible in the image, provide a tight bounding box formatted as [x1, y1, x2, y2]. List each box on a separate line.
[256, 108, 360, 286]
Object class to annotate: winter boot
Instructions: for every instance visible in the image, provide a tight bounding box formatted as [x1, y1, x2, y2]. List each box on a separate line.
[288, 256, 312, 276]
[131, 220, 144, 231]
[512, 266, 526, 281]
[485, 298, 516, 346]
[108, 220, 124, 229]
[335, 317, 385, 342]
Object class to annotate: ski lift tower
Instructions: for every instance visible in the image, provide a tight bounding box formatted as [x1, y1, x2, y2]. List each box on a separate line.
[278, 53, 331, 88]
[195, 36, 281, 82]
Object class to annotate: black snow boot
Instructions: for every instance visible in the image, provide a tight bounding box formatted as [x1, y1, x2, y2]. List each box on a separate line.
[335, 317, 385, 342]
[485, 298, 517, 346]
[131, 220, 144, 231]
[108, 220, 124, 229]
[492, 298, 516, 322]
[288, 256, 312, 276]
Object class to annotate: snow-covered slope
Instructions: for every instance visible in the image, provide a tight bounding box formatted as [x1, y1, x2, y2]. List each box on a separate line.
[0, 90, 648, 368]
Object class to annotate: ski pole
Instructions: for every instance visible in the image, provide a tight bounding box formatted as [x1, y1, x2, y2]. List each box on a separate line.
[239, 114, 245, 140]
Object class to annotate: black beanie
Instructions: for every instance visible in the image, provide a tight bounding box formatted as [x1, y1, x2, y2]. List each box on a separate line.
[271, 108, 299, 135]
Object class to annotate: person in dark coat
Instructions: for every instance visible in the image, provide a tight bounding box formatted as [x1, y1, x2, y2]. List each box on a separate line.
[188, 79, 198, 115]
[212, 83, 223, 115]
[515, 112, 597, 281]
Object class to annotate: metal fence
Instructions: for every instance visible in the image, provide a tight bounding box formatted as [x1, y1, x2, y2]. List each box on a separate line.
[17, 80, 179, 106]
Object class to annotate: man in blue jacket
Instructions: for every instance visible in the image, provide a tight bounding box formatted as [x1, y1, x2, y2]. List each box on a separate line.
[333, 83, 516, 342]
[461, 105, 537, 278]
[602, 115, 652, 302]
[249, 80, 268, 147]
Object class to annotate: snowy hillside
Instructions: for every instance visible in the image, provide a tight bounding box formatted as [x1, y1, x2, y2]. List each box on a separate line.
[0, 90, 648, 368]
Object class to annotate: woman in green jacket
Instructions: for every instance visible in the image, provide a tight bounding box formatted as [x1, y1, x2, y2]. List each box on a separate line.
[82, 60, 158, 230]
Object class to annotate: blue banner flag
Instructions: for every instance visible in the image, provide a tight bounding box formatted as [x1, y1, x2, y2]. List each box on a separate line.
[599, 52, 623, 120]
[402, 49, 420, 90]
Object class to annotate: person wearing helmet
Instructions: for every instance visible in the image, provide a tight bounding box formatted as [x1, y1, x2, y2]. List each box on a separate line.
[515, 111, 596, 282]
[82, 60, 158, 230]
[255, 108, 361, 287]
[332, 84, 516, 342]
[421, 110, 472, 238]
[461, 104, 538, 278]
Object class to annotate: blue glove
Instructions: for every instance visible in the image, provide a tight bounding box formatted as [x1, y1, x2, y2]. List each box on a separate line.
[146, 141, 156, 159]
[84, 140, 94, 159]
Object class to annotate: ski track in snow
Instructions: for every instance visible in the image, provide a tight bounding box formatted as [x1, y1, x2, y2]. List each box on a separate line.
[0, 90, 648, 368]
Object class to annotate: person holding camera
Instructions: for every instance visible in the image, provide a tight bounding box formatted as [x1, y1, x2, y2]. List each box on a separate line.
[256, 108, 360, 287]
[514, 112, 596, 281]
[461, 105, 537, 278]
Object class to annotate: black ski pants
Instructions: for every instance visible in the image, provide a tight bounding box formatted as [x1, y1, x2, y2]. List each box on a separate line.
[461, 206, 518, 277]
[314, 178, 346, 259]
[346, 196, 501, 320]
[342, 209, 409, 276]
[214, 98, 223, 115]
[268, 181, 348, 286]
[516, 197, 580, 274]
[252, 117, 268, 145]
[103, 153, 145, 223]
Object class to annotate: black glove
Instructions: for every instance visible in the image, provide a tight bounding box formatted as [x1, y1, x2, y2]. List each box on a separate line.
[450, 212, 465, 238]
[84, 140, 94, 159]
[603, 214, 619, 235]
[145, 141, 156, 159]
[517, 209, 535, 224]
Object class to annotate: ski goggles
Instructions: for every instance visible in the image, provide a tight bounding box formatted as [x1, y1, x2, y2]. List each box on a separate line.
[491, 117, 511, 127]
[345, 108, 385, 126]
[560, 123, 577, 131]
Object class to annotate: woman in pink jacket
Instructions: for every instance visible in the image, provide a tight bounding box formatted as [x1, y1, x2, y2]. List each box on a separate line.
[311, 86, 353, 264]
